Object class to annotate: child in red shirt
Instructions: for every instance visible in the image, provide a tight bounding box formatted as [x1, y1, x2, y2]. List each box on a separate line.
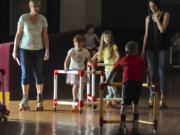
[105, 41, 151, 134]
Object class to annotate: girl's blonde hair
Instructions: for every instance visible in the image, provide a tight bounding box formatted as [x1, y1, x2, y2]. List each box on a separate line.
[97, 30, 115, 62]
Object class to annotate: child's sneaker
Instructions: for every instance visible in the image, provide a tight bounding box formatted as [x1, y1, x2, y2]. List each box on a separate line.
[148, 94, 154, 108]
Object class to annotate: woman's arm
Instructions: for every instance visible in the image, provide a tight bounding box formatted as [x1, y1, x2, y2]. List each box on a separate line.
[141, 16, 150, 59]
[64, 54, 71, 70]
[94, 34, 100, 43]
[146, 68, 152, 88]
[155, 12, 170, 34]
[12, 25, 24, 60]
[43, 27, 49, 60]
[92, 52, 98, 61]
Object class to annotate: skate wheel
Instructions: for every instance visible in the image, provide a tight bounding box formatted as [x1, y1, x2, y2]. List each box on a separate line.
[19, 106, 30, 111]
[118, 127, 128, 135]
[92, 105, 97, 109]
[106, 104, 110, 107]
[3, 116, 7, 122]
[6, 110, 10, 116]
[37, 107, 43, 111]
[71, 108, 78, 112]
[148, 104, 153, 108]
[79, 109, 83, 114]
[153, 129, 158, 134]
[54, 108, 56, 112]
[25, 106, 30, 111]
[160, 104, 168, 109]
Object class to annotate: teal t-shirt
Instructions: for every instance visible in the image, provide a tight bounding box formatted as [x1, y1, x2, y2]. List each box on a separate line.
[18, 13, 48, 50]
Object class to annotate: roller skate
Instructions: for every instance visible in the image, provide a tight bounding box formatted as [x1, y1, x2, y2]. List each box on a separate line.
[148, 94, 154, 108]
[117, 121, 128, 135]
[131, 120, 139, 133]
[160, 100, 167, 109]
[106, 94, 112, 107]
[0, 103, 10, 121]
[71, 99, 79, 112]
[37, 94, 43, 111]
[37, 104, 43, 111]
[19, 95, 30, 111]
[111, 95, 120, 108]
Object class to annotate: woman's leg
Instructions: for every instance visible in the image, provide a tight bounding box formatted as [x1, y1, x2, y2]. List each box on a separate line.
[33, 49, 44, 107]
[19, 49, 31, 108]
[158, 50, 168, 106]
[146, 51, 158, 93]
[146, 51, 158, 106]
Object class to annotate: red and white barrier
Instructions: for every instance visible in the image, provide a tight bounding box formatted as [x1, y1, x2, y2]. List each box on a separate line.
[86, 63, 122, 103]
[53, 69, 103, 113]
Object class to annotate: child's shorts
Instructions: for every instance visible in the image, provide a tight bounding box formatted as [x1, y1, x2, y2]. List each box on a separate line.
[121, 80, 142, 105]
[66, 73, 89, 85]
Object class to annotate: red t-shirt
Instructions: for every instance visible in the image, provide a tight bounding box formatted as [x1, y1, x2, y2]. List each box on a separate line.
[113, 55, 148, 84]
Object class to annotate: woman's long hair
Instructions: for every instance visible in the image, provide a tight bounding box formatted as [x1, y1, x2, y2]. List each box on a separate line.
[97, 30, 115, 62]
[148, 0, 160, 16]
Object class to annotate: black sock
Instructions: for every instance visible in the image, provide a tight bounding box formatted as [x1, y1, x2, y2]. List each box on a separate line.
[134, 113, 139, 121]
[121, 114, 126, 122]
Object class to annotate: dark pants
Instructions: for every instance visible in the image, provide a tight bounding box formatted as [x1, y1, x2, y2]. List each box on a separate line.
[121, 81, 142, 105]
[146, 50, 168, 93]
[19, 49, 44, 85]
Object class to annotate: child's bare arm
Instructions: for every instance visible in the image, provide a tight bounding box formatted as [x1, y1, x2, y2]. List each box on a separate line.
[87, 56, 96, 72]
[64, 54, 71, 70]
[92, 52, 98, 61]
[114, 49, 120, 64]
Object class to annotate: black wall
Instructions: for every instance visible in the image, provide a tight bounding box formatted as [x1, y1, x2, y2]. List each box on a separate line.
[102, 0, 180, 30]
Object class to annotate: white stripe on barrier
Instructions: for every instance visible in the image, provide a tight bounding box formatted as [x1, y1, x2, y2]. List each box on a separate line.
[96, 63, 114, 67]
[57, 101, 78, 106]
[56, 70, 102, 75]
[57, 70, 78, 74]
[97, 98, 122, 101]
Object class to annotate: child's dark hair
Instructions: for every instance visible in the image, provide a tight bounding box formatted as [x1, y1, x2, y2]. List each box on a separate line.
[148, 0, 160, 16]
[125, 41, 139, 55]
[73, 34, 85, 43]
[86, 24, 94, 32]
